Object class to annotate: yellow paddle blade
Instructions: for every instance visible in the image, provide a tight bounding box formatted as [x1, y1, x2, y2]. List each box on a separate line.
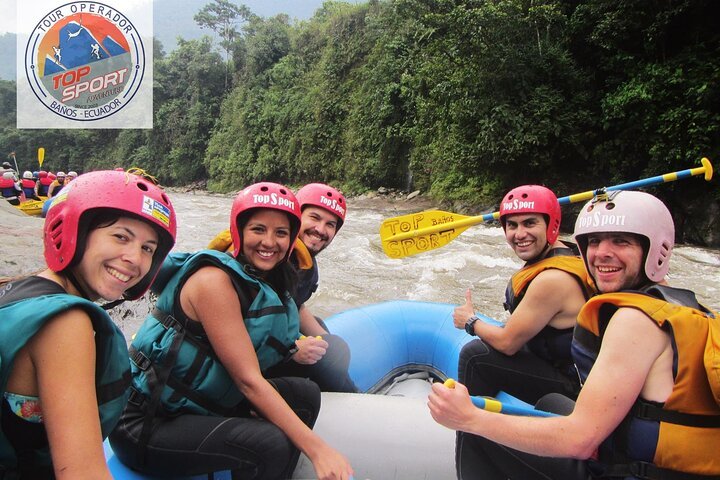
[380, 209, 499, 259]
[38, 147, 45, 167]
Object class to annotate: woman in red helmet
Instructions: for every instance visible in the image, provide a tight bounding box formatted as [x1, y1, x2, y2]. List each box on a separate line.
[110, 182, 353, 480]
[0, 170, 177, 479]
[453, 185, 595, 404]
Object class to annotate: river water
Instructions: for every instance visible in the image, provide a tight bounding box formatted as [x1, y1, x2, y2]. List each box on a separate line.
[113, 191, 720, 337]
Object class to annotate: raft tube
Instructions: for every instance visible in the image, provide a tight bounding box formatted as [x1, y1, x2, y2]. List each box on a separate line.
[324, 300, 501, 392]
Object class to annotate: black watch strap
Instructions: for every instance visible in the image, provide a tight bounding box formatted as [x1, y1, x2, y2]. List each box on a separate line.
[465, 315, 479, 335]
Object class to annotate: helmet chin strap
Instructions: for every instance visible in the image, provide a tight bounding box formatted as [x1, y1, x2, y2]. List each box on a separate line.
[63, 268, 93, 301]
[525, 242, 553, 266]
[63, 268, 126, 310]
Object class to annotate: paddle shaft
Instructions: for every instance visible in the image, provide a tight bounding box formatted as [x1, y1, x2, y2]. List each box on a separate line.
[9, 152, 19, 175]
[468, 395, 558, 418]
[385, 158, 713, 244]
[443, 379, 558, 417]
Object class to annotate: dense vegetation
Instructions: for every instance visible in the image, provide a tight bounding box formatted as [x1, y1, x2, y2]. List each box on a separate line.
[1, 0, 718, 241]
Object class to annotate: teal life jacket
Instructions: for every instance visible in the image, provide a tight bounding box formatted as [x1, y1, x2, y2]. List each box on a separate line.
[0, 277, 131, 473]
[129, 250, 301, 417]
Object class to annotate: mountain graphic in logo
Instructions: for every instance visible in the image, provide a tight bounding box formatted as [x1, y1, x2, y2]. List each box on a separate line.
[33, 11, 135, 112]
[42, 20, 128, 75]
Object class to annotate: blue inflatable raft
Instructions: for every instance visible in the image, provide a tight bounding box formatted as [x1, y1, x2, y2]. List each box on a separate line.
[105, 300, 538, 479]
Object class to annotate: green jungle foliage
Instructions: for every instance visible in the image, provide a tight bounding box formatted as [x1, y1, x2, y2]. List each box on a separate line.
[1, 0, 718, 210]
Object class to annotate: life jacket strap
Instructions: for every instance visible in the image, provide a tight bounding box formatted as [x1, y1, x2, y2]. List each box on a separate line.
[632, 399, 720, 428]
[598, 461, 720, 479]
[96, 370, 131, 406]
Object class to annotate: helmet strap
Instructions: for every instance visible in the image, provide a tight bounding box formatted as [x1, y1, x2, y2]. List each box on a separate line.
[100, 298, 126, 310]
[524, 242, 553, 267]
[63, 268, 93, 301]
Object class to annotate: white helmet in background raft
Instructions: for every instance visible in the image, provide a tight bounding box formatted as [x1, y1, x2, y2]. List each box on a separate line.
[574, 190, 674, 282]
[296, 183, 347, 230]
[23, 171, 33, 179]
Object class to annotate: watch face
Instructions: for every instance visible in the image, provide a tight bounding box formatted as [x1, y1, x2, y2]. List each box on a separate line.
[465, 318, 476, 334]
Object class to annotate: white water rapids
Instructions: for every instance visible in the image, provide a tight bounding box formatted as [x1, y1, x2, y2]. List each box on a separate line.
[112, 190, 720, 338]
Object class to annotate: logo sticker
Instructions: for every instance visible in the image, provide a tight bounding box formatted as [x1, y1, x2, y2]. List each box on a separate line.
[142, 195, 171, 228]
[18, 1, 152, 128]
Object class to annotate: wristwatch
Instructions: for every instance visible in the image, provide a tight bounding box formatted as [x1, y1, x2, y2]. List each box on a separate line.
[464, 315, 480, 335]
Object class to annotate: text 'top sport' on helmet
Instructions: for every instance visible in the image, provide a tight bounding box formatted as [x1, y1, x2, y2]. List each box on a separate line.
[296, 183, 347, 230]
[573, 190, 674, 283]
[499, 185, 561, 244]
[43, 170, 177, 299]
[230, 182, 302, 261]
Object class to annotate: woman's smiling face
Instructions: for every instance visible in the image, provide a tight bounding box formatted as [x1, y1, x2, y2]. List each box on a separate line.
[72, 216, 158, 301]
[241, 209, 291, 271]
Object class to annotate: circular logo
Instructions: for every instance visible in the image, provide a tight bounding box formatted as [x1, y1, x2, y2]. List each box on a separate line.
[24, 2, 145, 121]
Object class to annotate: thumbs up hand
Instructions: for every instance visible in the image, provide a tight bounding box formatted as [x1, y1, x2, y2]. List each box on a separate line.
[453, 288, 476, 330]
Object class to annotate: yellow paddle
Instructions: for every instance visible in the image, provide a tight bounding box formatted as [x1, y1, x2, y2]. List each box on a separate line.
[380, 158, 713, 259]
[38, 147, 45, 168]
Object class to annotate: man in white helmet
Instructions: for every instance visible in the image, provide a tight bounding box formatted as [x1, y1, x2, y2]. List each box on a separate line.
[429, 190, 720, 480]
[47, 171, 66, 198]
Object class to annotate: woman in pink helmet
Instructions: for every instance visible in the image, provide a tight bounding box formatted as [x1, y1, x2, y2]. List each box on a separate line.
[110, 182, 353, 480]
[0, 170, 177, 479]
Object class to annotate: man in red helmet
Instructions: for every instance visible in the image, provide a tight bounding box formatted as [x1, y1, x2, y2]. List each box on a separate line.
[452, 185, 595, 406]
[264, 183, 358, 393]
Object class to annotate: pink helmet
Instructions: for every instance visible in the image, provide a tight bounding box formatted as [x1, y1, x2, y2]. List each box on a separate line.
[230, 182, 302, 261]
[499, 185, 561, 244]
[573, 190, 674, 283]
[296, 183, 347, 230]
[44, 170, 177, 299]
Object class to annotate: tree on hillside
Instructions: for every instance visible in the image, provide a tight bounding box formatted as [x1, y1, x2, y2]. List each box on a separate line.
[194, 0, 255, 90]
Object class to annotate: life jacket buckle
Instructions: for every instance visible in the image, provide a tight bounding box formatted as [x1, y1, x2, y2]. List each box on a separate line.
[127, 387, 146, 407]
[130, 348, 152, 371]
[629, 461, 654, 480]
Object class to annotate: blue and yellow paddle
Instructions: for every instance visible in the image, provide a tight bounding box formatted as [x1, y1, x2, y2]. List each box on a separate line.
[443, 379, 558, 418]
[381, 158, 714, 258]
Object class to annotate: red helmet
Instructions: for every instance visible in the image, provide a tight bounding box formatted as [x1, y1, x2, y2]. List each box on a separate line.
[230, 182, 302, 261]
[296, 183, 347, 230]
[38, 170, 48, 178]
[499, 185, 561, 244]
[44, 170, 177, 300]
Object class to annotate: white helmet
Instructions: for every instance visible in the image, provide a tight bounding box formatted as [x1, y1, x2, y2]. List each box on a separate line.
[2, 171, 15, 180]
[23, 171, 33, 179]
[574, 190, 674, 283]
[67, 171, 78, 178]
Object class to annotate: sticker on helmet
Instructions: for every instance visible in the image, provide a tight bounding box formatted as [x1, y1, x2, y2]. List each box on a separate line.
[142, 195, 170, 227]
[319, 195, 345, 217]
